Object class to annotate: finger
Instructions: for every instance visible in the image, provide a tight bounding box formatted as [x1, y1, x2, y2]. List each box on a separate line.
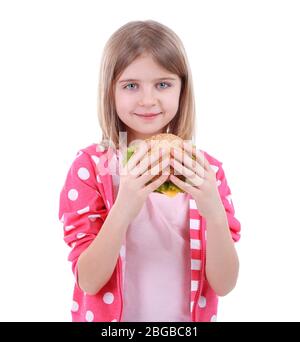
[171, 158, 204, 187]
[182, 141, 211, 172]
[169, 174, 191, 193]
[143, 174, 169, 194]
[135, 148, 169, 177]
[171, 157, 194, 178]
[124, 140, 150, 173]
[171, 148, 205, 179]
[138, 155, 171, 185]
[170, 174, 204, 192]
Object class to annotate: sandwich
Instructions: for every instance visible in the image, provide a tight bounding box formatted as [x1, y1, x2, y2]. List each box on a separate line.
[123, 133, 196, 197]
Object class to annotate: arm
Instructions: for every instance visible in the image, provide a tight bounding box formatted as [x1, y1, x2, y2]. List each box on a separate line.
[205, 206, 239, 296]
[77, 201, 131, 295]
[169, 145, 241, 296]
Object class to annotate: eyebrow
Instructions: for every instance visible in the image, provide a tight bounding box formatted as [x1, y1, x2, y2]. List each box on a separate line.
[118, 77, 177, 83]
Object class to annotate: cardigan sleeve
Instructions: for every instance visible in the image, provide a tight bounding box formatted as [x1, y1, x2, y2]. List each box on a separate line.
[215, 162, 241, 242]
[58, 150, 108, 285]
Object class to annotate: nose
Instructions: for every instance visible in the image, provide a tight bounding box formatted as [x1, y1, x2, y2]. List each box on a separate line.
[138, 87, 158, 106]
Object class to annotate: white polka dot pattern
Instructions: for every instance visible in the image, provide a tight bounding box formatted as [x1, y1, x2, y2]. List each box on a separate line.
[103, 292, 114, 305]
[78, 167, 90, 180]
[91, 155, 100, 165]
[88, 214, 102, 222]
[191, 280, 199, 291]
[68, 189, 78, 201]
[76, 232, 86, 239]
[190, 239, 201, 250]
[198, 296, 206, 308]
[211, 315, 217, 322]
[71, 301, 79, 312]
[97, 144, 106, 152]
[190, 219, 200, 230]
[75, 151, 83, 159]
[191, 259, 201, 270]
[85, 310, 94, 322]
[77, 206, 89, 215]
[65, 225, 75, 231]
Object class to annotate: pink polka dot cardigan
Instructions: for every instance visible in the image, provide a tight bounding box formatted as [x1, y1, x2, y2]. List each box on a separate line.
[58, 143, 241, 322]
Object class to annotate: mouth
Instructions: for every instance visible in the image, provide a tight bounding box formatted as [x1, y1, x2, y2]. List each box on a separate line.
[134, 112, 162, 119]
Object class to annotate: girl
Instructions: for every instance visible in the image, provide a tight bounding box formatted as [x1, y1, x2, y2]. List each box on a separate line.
[58, 20, 241, 322]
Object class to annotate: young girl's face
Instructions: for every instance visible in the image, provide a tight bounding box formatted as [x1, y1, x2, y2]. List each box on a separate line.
[114, 54, 182, 144]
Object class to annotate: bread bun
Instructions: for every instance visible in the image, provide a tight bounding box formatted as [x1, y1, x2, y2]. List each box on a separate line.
[144, 133, 185, 182]
[124, 133, 195, 197]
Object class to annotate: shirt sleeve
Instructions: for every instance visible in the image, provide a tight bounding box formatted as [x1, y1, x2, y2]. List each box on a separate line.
[58, 150, 108, 285]
[215, 162, 241, 242]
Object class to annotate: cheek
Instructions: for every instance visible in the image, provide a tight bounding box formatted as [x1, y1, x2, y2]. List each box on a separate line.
[164, 93, 180, 113]
[115, 92, 133, 112]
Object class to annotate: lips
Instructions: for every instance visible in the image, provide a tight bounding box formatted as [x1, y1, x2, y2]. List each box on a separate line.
[135, 112, 162, 117]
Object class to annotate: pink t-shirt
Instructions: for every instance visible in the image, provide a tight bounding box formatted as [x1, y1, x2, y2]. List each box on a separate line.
[111, 149, 191, 321]
[121, 192, 191, 322]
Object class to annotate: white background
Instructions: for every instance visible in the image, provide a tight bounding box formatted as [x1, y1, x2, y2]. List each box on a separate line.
[0, 0, 299, 322]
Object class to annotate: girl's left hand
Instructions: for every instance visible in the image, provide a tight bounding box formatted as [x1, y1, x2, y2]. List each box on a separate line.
[169, 141, 224, 220]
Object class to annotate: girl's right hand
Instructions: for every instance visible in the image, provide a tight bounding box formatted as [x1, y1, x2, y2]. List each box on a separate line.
[115, 141, 170, 223]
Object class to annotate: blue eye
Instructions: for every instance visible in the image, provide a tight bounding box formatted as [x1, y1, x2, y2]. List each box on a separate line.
[125, 83, 137, 90]
[124, 82, 171, 90]
[158, 82, 171, 89]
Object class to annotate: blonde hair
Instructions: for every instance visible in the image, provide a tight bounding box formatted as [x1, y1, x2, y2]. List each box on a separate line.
[97, 20, 196, 149]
